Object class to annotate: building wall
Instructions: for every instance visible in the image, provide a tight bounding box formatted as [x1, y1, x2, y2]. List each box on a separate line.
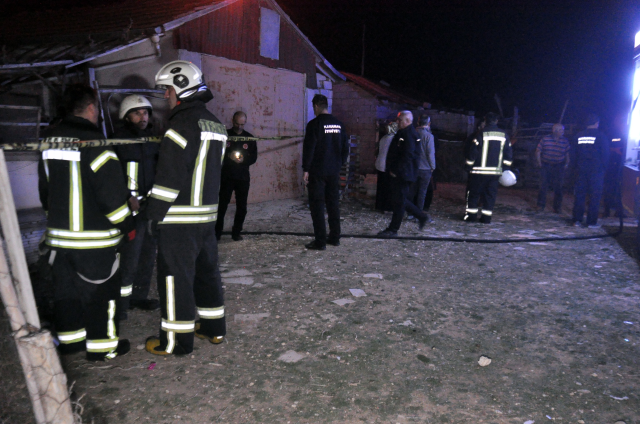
[201, 54, 306, 202]
[419, 110, 475, 137]
[332, 82, 382, 175]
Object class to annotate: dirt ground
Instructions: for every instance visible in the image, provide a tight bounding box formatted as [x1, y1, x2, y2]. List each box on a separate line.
[2, 183, 640, 424]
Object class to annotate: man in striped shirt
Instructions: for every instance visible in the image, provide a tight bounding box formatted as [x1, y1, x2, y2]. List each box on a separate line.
[535, 124, 570, 213]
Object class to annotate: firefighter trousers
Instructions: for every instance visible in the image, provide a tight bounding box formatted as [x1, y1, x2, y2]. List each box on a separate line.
[156, 223, 225, 354]
[465, 174, 500, 223]
[119, 217, 157, 304]
[52, 248, 122, 358]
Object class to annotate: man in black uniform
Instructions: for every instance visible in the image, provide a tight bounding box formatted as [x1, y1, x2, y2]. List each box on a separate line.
[572, 113, 610, 228]
[113, 95, 160, 315]
[464, 112, 513, 223]
[302, 94, 349, 250]
[38, 85, 134, 361]
[143, 60, 227, 355]
[215, 111, 258, 241]
[378, 111, 429, 237]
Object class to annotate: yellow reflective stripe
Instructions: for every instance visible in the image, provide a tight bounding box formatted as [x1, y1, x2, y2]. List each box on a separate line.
[70, 161, 83, 231]
[192, 139, 210, 206]
[166, 129, 187, 149]
[166, 276, 175, 353]
[166, 205, 218, 214]
[503, 160, 512, 166]
[86, 339, 119, 352]
[197, 306, 225, 318]
[57, 329, 87, 343]
[42, 149, 81, 161]
[150, 185, 179, 202]
[121, 285, 133, 297]
[466, 160, 475, 165]
[160, 213, 217, 224]
[161, 319, 195, 333]
[578, 137, 596, 144]
[46, 236, 123, 249]
[106, 203, 131, 224]
[90, 151, 119, 172]
[43, 159, 50, 181]
[127, 161, 139, 192]
[465, 208, 479, 213]
[48, 228, 120, 239]
[471, 170, 502, 175]
[481, 135, 489, 168]
[484, 132, 506, 140]
[481, 210, 493, 216]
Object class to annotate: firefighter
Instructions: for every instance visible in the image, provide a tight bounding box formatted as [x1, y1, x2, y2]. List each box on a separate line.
[215, 111, 258, 241]
[142, 60, 227, 355]
[571, 113, 610, 228]
[113, 95, 160, 316]
[464, 112, 513, 223]
[37, 84, 135, 361]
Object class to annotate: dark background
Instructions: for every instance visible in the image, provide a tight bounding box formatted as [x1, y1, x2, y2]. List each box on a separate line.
[3, 0, 640, 131]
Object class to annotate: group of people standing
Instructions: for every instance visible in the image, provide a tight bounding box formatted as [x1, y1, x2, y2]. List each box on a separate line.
[38, 60, 258, 361]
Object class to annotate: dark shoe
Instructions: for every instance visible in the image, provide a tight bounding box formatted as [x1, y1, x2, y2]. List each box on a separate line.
[86, 339, 130, 361]
[129, 299, 160, 311]
[418, 215, 430, 230]
[58, 342, 86, 355]
[464, 214, 477, 222]
[194, 323, 225, 344]
[231, 234, 243, 241]
[327, 238, 340, 246]
[377, 229, 397, 237]
[479, 215, 492, 224]
[305, 240, 326, 250]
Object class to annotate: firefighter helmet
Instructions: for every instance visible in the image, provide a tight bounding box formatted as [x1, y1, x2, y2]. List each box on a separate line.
[499, 170, 517, 187]
[155, 60, 206, 99]
[118, 95, 153, 120]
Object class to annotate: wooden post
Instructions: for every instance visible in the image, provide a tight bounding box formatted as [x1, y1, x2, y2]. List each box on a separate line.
[0, 149, 40, 327]
[0, 149, 74, 423]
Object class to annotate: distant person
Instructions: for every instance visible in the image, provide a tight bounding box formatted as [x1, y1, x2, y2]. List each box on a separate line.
[302, 94, 350, 250]
[414, 115, 436, 221]
[113, 95, 160, 317]
[377, 111, 429, 237]
[215, 111, 258, 241]
[572, 113, 610, 228]
[463, 112, 513, 223]
[374, 122, 397, 212]
[422, 123, 439, 212]
[603, 116, 627, 218]
[535, 123, 570, 213]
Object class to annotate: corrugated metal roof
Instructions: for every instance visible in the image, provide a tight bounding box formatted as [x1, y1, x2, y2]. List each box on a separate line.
[341, 72, 422, 107]
[0, 0, 231, 41]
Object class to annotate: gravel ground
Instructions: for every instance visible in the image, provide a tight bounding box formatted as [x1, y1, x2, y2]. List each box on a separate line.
[2, 183, 640, 424]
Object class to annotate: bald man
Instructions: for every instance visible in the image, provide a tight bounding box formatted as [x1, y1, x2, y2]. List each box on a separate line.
[535, 123, 570, 213]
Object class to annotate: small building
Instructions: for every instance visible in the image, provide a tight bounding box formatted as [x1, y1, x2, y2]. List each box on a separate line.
[332, 72, 475, 175]
[0, 0, 343, 262]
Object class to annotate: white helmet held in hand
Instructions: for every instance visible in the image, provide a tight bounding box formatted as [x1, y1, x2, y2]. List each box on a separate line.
[118, 95, 153, 120]
[155, 60, 206, 99]
[499, 170, 517, 187]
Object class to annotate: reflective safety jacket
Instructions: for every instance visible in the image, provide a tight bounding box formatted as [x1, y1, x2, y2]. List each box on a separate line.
[465, 123, 513, 175]
[113, 122, 159, 201]
[143, 98, 227, 225]
[37, 116, 134, 249]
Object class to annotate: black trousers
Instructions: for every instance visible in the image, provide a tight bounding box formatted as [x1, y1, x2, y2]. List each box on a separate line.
[119, 217, 157, 304]
[52, 248, 122, 357]
[308, 174, 341, 245]
[537, 163, 566, 212]
[465, 174, 500, 223]
[156, 223, 225, 354]
[388, 177, 426, 231]
[216, 177, 250, 239]
[572, 168, 605, 226]
[375, 171, 394, 212]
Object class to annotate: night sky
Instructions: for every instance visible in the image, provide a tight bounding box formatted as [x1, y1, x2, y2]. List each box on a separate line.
[3, 0, 640, 131]
[277, 0, 640, 131]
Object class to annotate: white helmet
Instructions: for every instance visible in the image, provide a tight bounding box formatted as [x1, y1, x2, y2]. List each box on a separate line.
[499, 170, 517, 187]
[155, 60, 206, 99]
[118, 95, 153, 120]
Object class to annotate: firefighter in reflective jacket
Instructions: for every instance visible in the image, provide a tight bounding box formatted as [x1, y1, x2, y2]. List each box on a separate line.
[37, 85, 135, 361]
[142, 60, 227, 355]
[464, 112, 513, 223]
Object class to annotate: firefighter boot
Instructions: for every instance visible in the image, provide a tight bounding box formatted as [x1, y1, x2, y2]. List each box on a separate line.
[145, 336, 188, 355]
[195, 323, 224, 344]
[86, 339, 131, 361]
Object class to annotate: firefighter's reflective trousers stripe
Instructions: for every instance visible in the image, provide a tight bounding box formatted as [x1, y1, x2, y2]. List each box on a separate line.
[51, 248, 121, 357]
[464, 174, 500, 222]
[156, 223, 226, 354]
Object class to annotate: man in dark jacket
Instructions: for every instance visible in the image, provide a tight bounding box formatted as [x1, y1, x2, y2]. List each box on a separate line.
[302, 94, 349, 250]
[38, 84, 134, 361]
[378, 111, 429, 237]
[113, 95, 160, 314]
[215, 111, 258, 241]
[572, 113, 610, 228]
[142, 60, 227, 356]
